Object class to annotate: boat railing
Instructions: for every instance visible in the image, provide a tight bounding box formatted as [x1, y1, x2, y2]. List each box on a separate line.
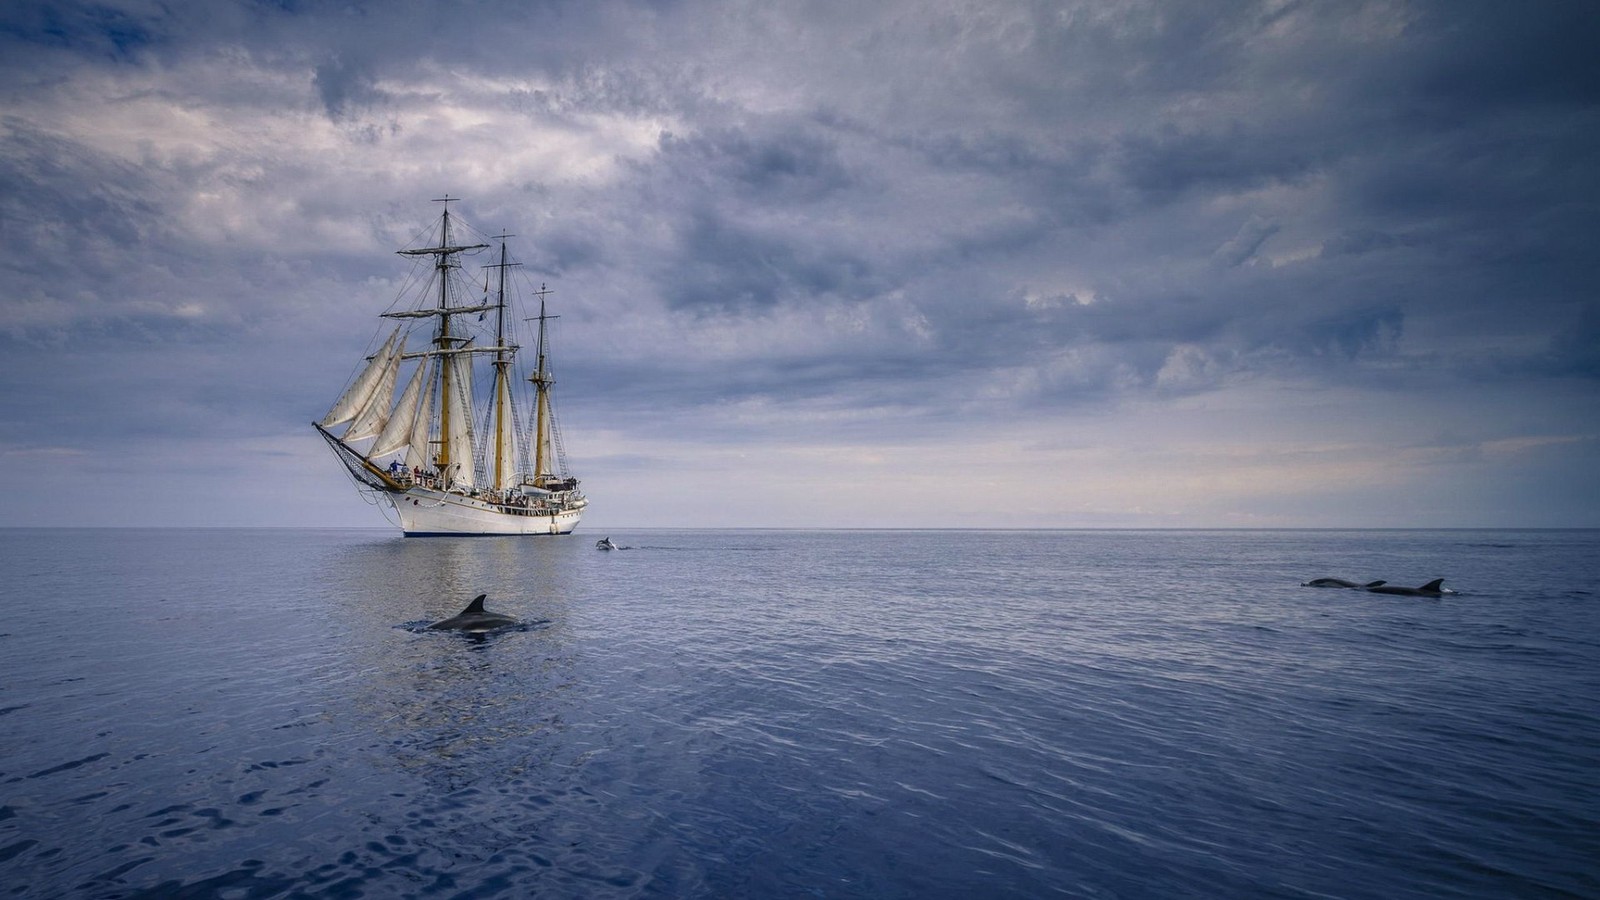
[376, 466, 456, 490]
[372, 462, 578, 516]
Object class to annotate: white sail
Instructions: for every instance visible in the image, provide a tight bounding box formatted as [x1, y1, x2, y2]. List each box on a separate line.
[343, 338, 401, 442]
[492, 368, 518, 491]
[321, 327, 399, 428]
[370, 359, 425, 457]
[404, 361, 436, 471]
[444, 350, 475, 489]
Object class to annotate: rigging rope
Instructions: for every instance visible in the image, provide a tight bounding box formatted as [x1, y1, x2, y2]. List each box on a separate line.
[548, 391, 570, 475]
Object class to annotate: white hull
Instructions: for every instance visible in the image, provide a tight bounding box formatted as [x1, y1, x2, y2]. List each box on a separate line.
[390, 487, 584, 536]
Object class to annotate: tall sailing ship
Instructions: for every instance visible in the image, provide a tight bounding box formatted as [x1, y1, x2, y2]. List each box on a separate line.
[315, 199, 586, 535]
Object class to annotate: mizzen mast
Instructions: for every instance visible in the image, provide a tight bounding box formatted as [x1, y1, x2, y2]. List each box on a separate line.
[529, 285, 557, 487]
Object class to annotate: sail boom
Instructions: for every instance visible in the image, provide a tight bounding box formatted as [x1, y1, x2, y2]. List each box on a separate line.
[398, 243, 490, 256]
[401, 346, 517, 359]
[382, 304, 497, 319]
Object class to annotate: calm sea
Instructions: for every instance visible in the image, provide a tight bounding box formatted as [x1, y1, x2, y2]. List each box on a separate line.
[1, 528, 1596, 898]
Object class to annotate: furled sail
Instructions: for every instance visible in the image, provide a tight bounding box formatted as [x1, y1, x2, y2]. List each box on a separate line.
[444, 351, 475, 489]
[492, 368, 518, 491]
[369, 359, 426, 457]
[321, 327, 400, 428]
[343, 339, 401, 442]
[532, 390, 555, 480]
[381, 303, 496, 319]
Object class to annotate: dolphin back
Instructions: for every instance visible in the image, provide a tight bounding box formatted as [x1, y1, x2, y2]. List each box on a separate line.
[427, 593, 519, 632]
[1365, 579, 1446, 596]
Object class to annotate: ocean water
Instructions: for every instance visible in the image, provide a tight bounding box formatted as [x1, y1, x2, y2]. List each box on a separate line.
[1, 528, 1597, 899]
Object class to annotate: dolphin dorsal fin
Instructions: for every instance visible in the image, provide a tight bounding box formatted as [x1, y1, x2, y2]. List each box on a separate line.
[1365, 580, 1387, 588]
[1420, 579, 1444, 592]
[464, 594, 487, 614]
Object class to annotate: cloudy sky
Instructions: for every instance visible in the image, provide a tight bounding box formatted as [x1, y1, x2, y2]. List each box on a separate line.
[2, 0, 1596, 529]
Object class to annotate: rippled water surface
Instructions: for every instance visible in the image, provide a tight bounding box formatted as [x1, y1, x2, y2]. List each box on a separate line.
[2, 528, 1597, 898]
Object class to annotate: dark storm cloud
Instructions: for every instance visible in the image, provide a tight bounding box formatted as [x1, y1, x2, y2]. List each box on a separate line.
[642, 121, 872, 313]
[1401, 1, 1600, 110]
[1118, 125, 1321, 207]
[659, 124, 855, 206]
[313, 54, 385, 119]
[0, 120, 158, 265]
[665, 208, 878, 312]
[0, 1, 160, 59]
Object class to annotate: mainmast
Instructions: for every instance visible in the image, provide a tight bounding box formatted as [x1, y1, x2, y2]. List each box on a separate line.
[488, 235, 522, 491]
[395, 196, 487, 487]
[436, 203, 460, 483]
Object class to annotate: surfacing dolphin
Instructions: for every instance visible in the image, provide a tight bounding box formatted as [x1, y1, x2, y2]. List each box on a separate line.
[1365, 579, 1448, 597]
[1303, 578, 1387, 589]
[596, 537, 617, 551]
[427, 594, 518, 632]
